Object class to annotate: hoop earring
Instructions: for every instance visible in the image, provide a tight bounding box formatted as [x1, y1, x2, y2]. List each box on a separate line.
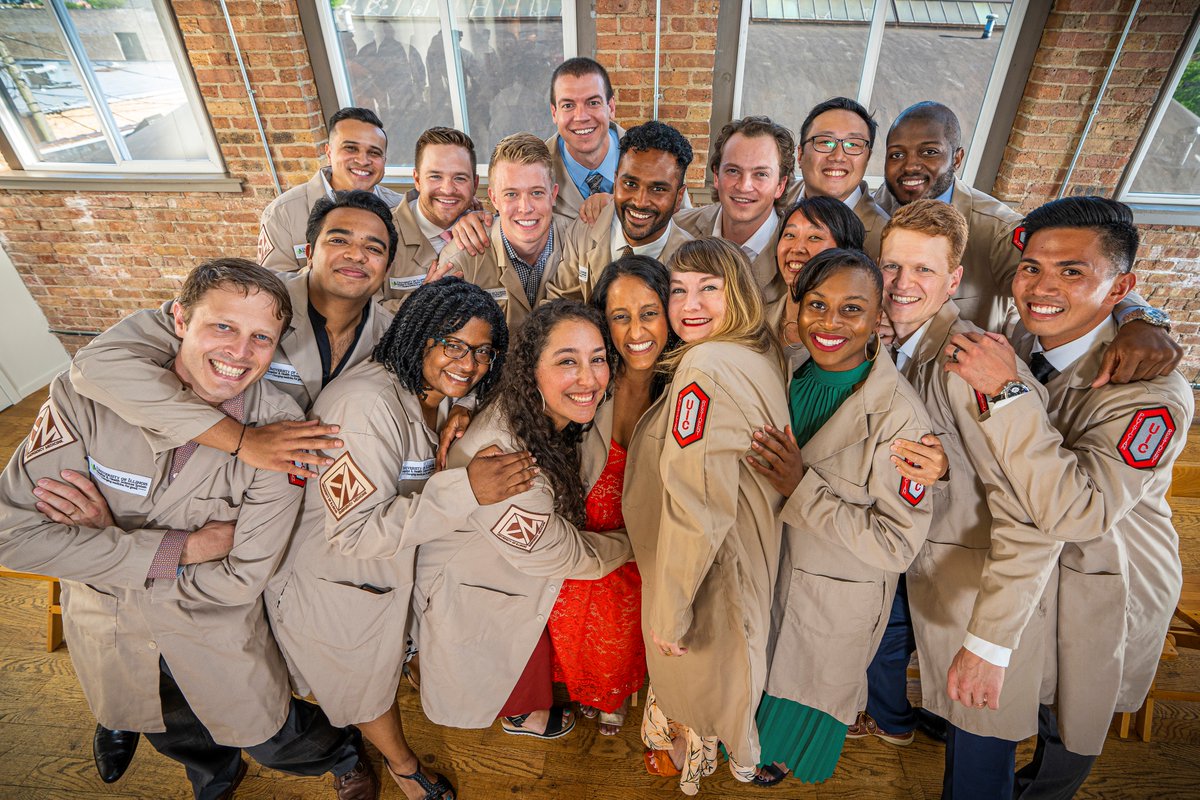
[538, 389, 547, 412]
[865, 333, 881, 363]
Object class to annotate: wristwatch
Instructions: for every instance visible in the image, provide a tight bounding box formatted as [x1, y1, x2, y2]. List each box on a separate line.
[989, 380, 1032, 405]
[1119, 306, 1172, 332]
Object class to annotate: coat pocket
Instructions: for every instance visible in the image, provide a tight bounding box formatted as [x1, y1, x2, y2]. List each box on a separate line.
[438, 582, 530, 648]
[62, 581, 118, 647]
[287, 575, 400, 651]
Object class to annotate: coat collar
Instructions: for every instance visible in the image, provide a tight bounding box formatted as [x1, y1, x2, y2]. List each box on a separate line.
[799, 350, 905, 464]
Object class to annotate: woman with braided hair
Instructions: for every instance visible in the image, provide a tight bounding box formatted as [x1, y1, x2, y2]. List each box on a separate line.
[412, 299, 633, 740]
[271, 277, 535, 800]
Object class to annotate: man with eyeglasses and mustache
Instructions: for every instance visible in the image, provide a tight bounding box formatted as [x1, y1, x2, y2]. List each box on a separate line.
[794, 97, 890, 262]
[548, 120, 694, 303]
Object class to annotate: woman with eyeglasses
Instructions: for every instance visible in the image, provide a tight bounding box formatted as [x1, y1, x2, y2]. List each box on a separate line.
[412, 299, 633, 742]
[271, 277, 530, 800]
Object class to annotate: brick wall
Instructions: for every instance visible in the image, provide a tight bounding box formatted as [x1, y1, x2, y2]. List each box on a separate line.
[0, 0, 325, 351]
[991, 0, 1200, 379]
[594, 0, 720, 188]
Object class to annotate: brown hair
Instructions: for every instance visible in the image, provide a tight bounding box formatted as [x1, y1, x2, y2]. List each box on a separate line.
[709, 115, 795, 187]
[660, 237, 777, 373]
[487, 133, 553, 185]
[414, 126, 477, 177]
[881, 199, 968, 266]
[177, 257, 292, 330]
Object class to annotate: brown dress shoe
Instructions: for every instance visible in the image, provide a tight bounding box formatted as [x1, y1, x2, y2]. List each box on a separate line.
[332, 758, 380, 800]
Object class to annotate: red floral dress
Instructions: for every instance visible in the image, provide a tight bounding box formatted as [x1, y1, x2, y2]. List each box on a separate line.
[548, 441, 646, 713]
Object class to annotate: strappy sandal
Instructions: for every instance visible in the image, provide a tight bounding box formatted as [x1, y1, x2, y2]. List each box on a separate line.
[752, 763, 789, 787]
[501, 704, 575, 739]
[402, 656, 420, 691]
[384, 757, 456, 800]
[643, 748, 681, 777]
[597, 698, 629, 736]
[578, 704, 600, 719]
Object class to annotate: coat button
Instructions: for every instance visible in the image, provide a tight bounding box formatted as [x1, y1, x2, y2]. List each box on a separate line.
[548, 585, 557, 593]
[148, 641, 157, 650]
[537, 615, 545, 622]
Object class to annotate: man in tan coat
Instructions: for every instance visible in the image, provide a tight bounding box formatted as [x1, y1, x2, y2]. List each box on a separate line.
[792, 97, 890, 263]
[0, 260, 377, 799]
[946, 196, 1192, 800]
[878, 201, 1060, 798]
[258, 107, 402, 272]
[432, 134, 568, 330]
[548, 120, 693, 303]
[673, 116, 794, 303]
[382, 127, 479, 309]
[545, 57, 622, 221]
[874, 101, 1180, 384]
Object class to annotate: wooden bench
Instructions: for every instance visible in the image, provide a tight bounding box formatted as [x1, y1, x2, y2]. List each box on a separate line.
[0, 568, 62, 652]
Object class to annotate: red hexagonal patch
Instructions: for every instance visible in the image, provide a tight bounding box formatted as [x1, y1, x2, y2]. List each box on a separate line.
[1117, 406, 1175, 470]
[899, 476, 926, 507]
[672, 382, 710, 448]
[1011, 225, 1026, 251]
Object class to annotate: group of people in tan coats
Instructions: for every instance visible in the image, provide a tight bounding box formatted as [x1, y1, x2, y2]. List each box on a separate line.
[0, 55, 1190, 800]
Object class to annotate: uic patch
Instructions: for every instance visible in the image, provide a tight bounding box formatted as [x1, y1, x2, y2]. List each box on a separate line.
[899, 476, 926, 507]
[672, 382, 710, 448]
[1117, 406, 1175, 470]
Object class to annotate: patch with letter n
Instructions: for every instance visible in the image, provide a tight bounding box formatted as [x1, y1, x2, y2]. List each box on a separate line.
[24, 398, 77, 463]
[491, 505, 550, 552]
[320, 452, 376, 520]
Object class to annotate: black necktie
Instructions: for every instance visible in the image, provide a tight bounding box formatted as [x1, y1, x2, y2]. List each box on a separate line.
[585, 172, 606, 196]
[1030, 352, 1059, 385]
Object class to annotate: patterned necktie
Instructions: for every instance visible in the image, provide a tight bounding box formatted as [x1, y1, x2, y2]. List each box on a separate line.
[169, 395, 246, 484]
[619, 245, 634, 259]
[585, 171, 606, 196]
[439, 230, 453, 243]
[1029, 352, 1059, 385]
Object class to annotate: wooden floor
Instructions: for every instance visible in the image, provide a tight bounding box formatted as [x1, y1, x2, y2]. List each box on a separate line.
[1, 388, 1199, 799]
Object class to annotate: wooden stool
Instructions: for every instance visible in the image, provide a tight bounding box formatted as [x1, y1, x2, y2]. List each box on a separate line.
[0, 568, 63, 652]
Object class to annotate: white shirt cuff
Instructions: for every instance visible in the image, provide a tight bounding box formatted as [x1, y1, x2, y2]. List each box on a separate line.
[963, 633, 1012, 668]
[989, 392, 1025, 414]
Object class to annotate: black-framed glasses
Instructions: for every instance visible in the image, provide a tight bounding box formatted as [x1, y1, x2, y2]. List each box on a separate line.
[803, 136, 871, 156]
[435, 337, 497, 365]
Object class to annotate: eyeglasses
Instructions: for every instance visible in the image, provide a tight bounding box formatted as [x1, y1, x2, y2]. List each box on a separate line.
[803, 136, 871, 157]
[435, 337, 497, 366]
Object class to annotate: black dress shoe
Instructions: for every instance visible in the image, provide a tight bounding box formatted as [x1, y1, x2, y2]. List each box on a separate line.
[915, 707, 948, 743]
[93, 724, 140, 783]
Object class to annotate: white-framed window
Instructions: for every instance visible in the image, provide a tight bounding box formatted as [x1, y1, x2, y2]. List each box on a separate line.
[1118, 18, 1200, 209]
[314, 0, 578, 177]
[731, 0, 1031, 185]
[0, 0, 222, 173]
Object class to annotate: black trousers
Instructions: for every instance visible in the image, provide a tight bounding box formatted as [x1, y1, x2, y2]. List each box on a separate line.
[145, 658, 361, 800]
[1012, 704, 1098, 800]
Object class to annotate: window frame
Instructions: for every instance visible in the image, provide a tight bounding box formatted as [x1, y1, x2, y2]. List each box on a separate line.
[0, 0, 225, 177]
[715, 0, 1047, 193]
[1116, 10, 1200, 224]
[300, 0, 587, 185]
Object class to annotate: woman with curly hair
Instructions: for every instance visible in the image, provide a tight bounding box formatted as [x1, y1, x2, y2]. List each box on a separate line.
[548, 254, 679, 736]
[413, 299, 633, 740]
[626, 237, 790, 795]
[272, 277, 532, 800]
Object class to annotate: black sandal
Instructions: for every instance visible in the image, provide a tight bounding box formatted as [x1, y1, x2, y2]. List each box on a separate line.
[752, 763, 789, 787]
[384, 758, 456, 800]
[501, 703, 576, 739]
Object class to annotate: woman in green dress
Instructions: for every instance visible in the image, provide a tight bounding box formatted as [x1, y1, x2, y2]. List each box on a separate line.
[746, 248, 942, 785]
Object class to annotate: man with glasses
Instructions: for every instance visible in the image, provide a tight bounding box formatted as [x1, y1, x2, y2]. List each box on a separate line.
[795, 97, 890, 261]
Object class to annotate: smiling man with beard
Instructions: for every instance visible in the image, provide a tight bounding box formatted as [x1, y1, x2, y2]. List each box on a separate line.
[548, 120, 694, 303]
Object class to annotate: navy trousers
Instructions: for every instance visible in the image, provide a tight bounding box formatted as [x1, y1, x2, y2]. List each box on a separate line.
[943, 723, 1016, 799]
[865, 574, 917, 732]
[1012, 704, 1097, 800]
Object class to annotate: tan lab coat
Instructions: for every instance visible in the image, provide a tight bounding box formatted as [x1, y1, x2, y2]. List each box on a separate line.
[0, 373, 305, 745]
[547, 204, 694, 303]
[672, 203, 788, 307]
[270, 359, 470, 727]
[875, 178, 1022, 332]
[546, 123, 627, 220]
[436, 217, 571, 330]
[900, 301, 1060, 741]
[979, 323, 1192, 755]
[69, 270, 392, 450]
[412, 403, 632, 728]
[765, 351, 934, 725]
[380, 198, 441, 311]
[623, 340, 789, 766]
[258, 169, 404, 272]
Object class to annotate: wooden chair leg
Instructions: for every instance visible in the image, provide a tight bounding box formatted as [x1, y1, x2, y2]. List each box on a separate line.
[1116, 711, 1133, 738]
[1134, 688, 1155, 742]
[46, 579, 62, 652]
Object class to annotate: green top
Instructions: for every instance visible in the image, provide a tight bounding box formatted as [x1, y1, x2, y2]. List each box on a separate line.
[788, 358, 872, 446]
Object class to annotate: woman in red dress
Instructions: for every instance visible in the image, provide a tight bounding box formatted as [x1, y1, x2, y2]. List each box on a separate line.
[548, 255, 678, 735]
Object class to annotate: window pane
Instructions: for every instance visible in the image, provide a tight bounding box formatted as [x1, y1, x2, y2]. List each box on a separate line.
[331, 0, 563, 169]
[739, 3, 875, 141]
[0, 1, 115, 163]
[868, 3, 1012, 177]
[62, 0, 210, 161]
[1129, 36, 1200, 198]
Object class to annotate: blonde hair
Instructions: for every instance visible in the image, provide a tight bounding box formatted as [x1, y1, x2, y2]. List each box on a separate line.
[487, 132, 553, 184]
[660, 237, 779, 373]
[881, 199, 968, 267]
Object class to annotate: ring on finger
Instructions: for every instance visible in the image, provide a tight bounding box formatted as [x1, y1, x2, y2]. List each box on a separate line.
[950, 345, 963, 363]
